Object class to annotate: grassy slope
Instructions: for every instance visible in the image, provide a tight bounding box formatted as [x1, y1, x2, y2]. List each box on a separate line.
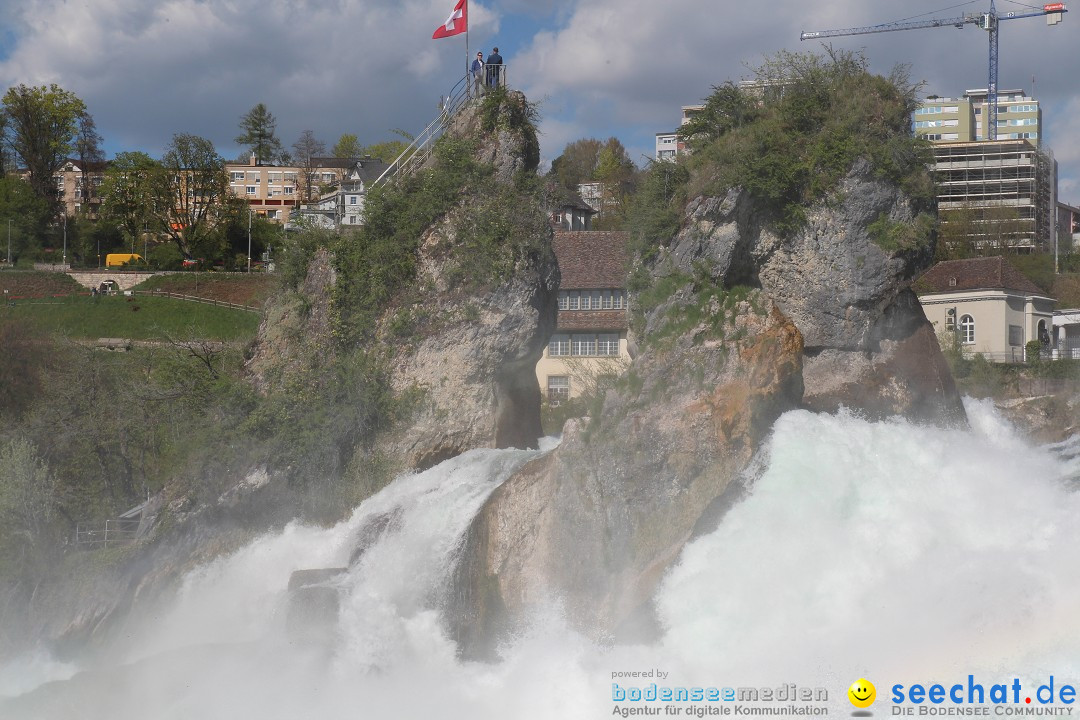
[132, 273, 277, 307]
[1, 295, 259, 341]
[0, 270, 85, 298]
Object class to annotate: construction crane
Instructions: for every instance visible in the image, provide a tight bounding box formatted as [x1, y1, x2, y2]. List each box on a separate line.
[800, 1, 1067, 140]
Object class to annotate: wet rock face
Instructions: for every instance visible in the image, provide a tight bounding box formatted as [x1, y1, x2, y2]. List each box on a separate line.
[452, 162, 967, 656]
[452, 303, 805, 655]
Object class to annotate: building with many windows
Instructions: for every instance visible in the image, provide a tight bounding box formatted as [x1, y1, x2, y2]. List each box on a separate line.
[932, 139, 1057, 252]
[225, 155, 387, 226]
[225, 154, 301, 223]
[915, 256, 1055, 363]
[914, 89, 1042, 145]
[290, 157, 390, 229]
[535, 230, 631, 403]
[654, 104, 704, 161]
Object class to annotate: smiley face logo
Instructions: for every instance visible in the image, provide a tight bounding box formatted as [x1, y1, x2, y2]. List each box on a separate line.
[848, 678, 876, 708]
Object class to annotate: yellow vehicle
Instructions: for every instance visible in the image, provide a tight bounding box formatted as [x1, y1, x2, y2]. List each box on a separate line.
[105, 253, 144, 268]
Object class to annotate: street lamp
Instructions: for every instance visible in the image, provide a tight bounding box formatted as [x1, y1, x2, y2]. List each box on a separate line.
[247, 208, 252, 273]
[62, 215, 67, 268]
[6, 219, 11, 265]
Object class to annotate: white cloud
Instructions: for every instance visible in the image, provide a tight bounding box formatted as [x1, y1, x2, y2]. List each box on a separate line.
[0, 0, 501, 158]
[511, 0, 1079, 189]
[0, 0, 1076, 193]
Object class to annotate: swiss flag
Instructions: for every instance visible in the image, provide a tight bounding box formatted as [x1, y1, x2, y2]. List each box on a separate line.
[432, 0, 467, 39]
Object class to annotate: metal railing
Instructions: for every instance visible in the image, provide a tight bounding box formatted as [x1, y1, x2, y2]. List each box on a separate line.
[74, 518, 140, 549]
[370, 71, 481, 190]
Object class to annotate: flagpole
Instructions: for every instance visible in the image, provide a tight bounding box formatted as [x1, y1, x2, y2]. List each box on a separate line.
[465, 1, 470, 97]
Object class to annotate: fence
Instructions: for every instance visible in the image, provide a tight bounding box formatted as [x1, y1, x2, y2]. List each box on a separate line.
[74, 518, 140, 549]
[143, 289, 259, 313]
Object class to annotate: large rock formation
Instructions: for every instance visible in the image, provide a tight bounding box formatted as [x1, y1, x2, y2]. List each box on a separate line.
[246, 90, 558, 473]
[452, 161, 966, 656]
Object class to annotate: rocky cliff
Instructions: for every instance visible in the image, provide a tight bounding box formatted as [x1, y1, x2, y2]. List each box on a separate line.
[246, 90, 558, 475]
[452, 160, 966, 656]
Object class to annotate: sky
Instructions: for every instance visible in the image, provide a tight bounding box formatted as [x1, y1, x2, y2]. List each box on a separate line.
[0, 0, 1077, 203]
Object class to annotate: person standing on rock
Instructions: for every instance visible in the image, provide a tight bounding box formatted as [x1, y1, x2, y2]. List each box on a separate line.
[472, 51, 485, 96]
[486, 46, 503, 89]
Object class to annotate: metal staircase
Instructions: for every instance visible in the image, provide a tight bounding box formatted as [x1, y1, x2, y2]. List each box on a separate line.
[371, 74, 474, 190]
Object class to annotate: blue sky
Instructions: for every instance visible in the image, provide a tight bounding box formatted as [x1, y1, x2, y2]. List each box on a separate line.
[1, 0, 1077, 202]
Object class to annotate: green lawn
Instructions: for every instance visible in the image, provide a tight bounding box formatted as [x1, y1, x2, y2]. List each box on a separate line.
[0, 295, 260, 341]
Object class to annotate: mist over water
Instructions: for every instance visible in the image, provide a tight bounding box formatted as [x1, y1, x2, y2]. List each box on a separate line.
[4, 402, 1080, 718]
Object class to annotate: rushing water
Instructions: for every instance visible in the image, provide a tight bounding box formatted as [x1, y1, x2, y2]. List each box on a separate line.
[3, 400, 1080, 719]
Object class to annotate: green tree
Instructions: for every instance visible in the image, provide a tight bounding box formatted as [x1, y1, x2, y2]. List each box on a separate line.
[0, 176, 50, 260]
[333, 133, 363, 159]
[677, 81, 761, 151]
[0, 438, 59, 574]
[363, 140, 409, 164]
[100, 151, 160, 253]
[154, 133, 230, 258]
[0, 110, 10, 177]
[549, 138, 602, 190]
[1, 84, 88, 217]
[592, 139, 637, 226]
[235, 103, 284, 165]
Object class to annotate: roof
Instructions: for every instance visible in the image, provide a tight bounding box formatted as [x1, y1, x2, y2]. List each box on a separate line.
[915, 257, 1050, 297]
[557, 309, 628, 331]
[544, 183, 596, 214]
[347, 157, 391, 182]
[553, 231, 630, 290]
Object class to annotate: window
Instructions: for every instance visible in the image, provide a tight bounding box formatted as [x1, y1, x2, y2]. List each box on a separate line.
[572, 334, 597, 356]
[246, 186, 256, 195]
[1008, 325, 1023, 347]
[268, 172, 282, 182]
[267, 210, 277, 219]
[959, 315, 975, 344]
[349, 196, 357, 205]
[548, 334, 570, 356]
[284, 187, 294, 195]
[230, 172, 245, 182]
[597, 333, 620, 356]
[284, 172, 297, 182]
[547, 376, 569, 404]
[348, 215, 357, 224]
[559, 289, 626, 310]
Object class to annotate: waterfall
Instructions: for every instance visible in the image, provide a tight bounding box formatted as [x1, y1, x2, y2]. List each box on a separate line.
[3, 402, 1080, 719]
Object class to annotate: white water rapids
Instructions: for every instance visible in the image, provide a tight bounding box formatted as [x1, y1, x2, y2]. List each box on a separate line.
[3, 400, 1080, 718]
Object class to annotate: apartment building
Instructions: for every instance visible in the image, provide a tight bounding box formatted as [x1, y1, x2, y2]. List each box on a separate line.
[914, 89, 1041, 145]
[933, 139, 1057, 251]
[37, 159, 108, 219]
[224, 155, 387, 225]
[291, 157, 390, 229]
[225, 157, 300, 223]
[654, 104, 704, 161]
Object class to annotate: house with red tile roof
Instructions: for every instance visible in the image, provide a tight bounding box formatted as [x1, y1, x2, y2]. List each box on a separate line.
[535, 230, 631, 403]
[915, 256, 1055, 363]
